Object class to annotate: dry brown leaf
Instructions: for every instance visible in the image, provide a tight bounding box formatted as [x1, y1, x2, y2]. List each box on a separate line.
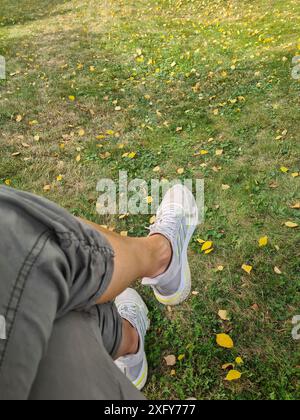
[218, 310, 230, 321]
[164, 355, 176, 366]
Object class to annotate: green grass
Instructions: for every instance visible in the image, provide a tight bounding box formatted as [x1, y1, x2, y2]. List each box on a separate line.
[1, 0, 300, 400]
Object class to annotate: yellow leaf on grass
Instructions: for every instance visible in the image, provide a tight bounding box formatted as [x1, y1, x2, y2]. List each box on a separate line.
[216, 333, 234, 349]
[149, 215, 156, 224]
[235, 357, 244, 365]
[16, 115, 23, 122]
[69, 95, 75, 101]
[225, 370, 242, 381]
[200, 150, 209, 155]
[128, 152, 136, 159]
[285, 221, 298, 228]
[197, 239, 206, 244]
[280, 166, 289, 173]
[76, 154, 81, 162]
[178, 354, 185, 361]
[274, 266, 282, 275]
[106, 130, 115, 136]
[222, 184, 231, 191]
[259, 236, 268, 247]
[201, 241, 213, 252]
[290, 202, 300, 209]
[43, 185, 51, 192]
[242, 264, 253, 274]
[205, 248, 214, 254]
[78, 128, 85, 137]
[216, 149, 224, 156]
[4, 179, 11, 186]
[146, 196, 153, 204]
[56, 175, 63, 182]
[292, 172, 299, 178]
[177, 168, 184, 175]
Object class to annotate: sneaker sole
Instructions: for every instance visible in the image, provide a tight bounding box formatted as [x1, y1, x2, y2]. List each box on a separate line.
[133, 352, 148, 391]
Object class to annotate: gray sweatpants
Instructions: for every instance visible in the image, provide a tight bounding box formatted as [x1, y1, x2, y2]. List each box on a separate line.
[0, 187, 144, 400]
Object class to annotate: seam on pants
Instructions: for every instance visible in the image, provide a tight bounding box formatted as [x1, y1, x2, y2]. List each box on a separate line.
[0, 230, 51, 371]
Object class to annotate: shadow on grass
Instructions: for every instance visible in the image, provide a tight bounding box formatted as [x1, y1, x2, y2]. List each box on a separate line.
[0, 0, 72, 27]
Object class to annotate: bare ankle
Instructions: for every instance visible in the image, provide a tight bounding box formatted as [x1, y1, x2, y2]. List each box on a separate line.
[124, 320, 139, 355]
[115, 320, 139, 359]
[147, 234, 172, 278]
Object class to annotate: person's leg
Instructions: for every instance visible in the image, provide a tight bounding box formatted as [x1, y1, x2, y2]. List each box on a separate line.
[77, 218, 172, 304]
[29, 308, 145, 400]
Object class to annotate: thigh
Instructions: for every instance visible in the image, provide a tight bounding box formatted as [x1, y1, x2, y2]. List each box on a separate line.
[29, 311, 145, 400]
[0, 187, 115, 400]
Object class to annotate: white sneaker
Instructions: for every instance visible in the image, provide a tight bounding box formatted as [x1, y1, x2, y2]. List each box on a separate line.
[142, 184, 198, 306]
[114, 288, 150, 391]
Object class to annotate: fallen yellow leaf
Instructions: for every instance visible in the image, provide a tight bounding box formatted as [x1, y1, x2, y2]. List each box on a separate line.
[225, 370, 242, 381]
[235, 357, 244, 365]
[274, 266, 282, 275]
[201, 241, 213, 252]
[242, 264, 253, 274]
[216, 333, 234, 349]
[149, 215, 156, 224]
[259, 236, 268, 247]
[285, 221, 298, 228]
[146, 196, 153, 204]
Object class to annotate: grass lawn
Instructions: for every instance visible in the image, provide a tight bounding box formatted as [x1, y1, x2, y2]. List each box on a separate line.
[1, 0, 300, 400]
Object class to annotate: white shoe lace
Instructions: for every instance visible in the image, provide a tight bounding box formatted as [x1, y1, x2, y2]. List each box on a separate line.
[150, 205, 184, 242]
[117, 302, 149, 341]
